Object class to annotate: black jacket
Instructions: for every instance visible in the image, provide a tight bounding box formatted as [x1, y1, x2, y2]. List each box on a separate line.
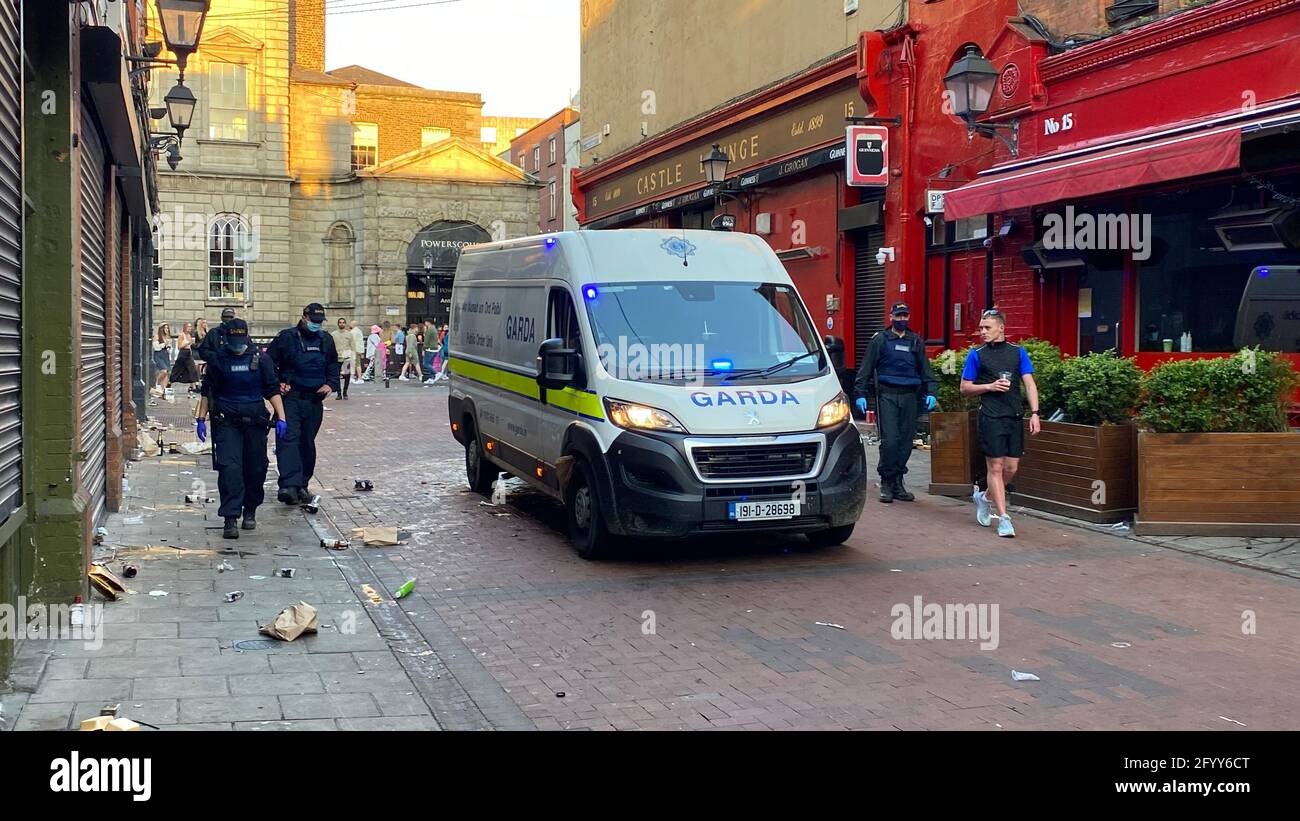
[267, 324, 340, 394]
[852, 327, 938, 401]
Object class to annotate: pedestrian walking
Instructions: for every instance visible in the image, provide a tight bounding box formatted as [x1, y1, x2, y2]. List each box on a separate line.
[852, 302, 938, 503]
[267, 303, 339, 505]
[193, 319, 287, 539]
[193, 318, 210, 376]
[400, 325, 423, 381]
[151, 324, 172, 395]
[422, 320, 437, 375]
[393, 325, 409, 380]
[170, 322, 200, 389]
[348, 320, 365, 380]
[330, 317, 356, 399]
[960, 308, 1041, 538]
[436, 324, 450, 380]
[362, 324, 385, 381]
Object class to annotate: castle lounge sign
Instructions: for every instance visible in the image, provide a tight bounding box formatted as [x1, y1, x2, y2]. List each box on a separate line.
[583, 84, 863, 222]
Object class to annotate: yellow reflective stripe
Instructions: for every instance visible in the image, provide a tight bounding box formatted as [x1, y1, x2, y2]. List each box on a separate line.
[547, 386, 605, 419]
[449, 358, 540, 401]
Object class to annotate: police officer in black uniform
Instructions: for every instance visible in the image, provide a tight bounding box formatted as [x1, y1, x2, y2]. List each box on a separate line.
[195, 320, 288, 539]
[853, 302, 939, 503]
[196, 306, 237, 363]
[267, 303, 339, 505]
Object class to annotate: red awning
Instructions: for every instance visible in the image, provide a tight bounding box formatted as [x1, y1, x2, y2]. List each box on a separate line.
[943, 127, 1242, 220]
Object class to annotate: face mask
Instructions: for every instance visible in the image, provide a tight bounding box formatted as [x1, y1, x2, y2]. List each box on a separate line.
[306, 321, 322, 333]
[892, 319, 909, 332]
[227, 343, 249, 356]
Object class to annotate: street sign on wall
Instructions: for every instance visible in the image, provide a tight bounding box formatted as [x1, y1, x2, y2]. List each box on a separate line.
[846, 125, 889, 187]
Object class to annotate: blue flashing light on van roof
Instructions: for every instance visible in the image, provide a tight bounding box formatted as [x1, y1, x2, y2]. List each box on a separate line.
[544, 236, 557, 250]
[583, 285, 598, 300]
[1259, 267, 1270, 278]
[711, 358, 733, 371]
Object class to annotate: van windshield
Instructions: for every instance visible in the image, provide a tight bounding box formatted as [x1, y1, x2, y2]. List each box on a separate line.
[583, 280, 825, 383]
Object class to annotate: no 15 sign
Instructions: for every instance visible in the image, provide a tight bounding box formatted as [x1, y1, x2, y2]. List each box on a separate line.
[846, 125, 889, 187]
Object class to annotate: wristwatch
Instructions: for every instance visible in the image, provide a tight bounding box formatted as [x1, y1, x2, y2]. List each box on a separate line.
[1030, 410, 1040, 416]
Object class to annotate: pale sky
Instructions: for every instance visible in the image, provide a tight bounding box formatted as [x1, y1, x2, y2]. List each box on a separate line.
[325, 0, 581, 118]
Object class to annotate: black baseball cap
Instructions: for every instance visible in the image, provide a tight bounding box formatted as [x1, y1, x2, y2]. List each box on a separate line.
[220, 307, 236, 320]
[890, 302, 911, 316]
[303, 302, 327, 322]
[226, 319, 249, 338]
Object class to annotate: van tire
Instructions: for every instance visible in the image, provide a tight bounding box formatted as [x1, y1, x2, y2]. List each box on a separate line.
[566, 457, 612, 560]
[806, 524, 855, 548]
[465, 425, 496, 496]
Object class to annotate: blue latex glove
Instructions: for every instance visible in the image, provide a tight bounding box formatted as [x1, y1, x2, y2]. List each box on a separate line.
[275, 419, 288, 439]
[925, 394, 938, 412]
[195, 419, 207, 442]
[854, 398, 868, 416]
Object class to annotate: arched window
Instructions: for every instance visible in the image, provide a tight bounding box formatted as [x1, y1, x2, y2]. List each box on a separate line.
[208, 214, 251, 300]
[324, 222, 356, 306]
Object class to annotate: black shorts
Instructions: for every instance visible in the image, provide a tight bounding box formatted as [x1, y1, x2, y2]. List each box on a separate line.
[979, 414, 1024, 458]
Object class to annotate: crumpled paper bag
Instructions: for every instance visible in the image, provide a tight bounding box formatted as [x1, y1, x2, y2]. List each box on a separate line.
[350, 526, 400, 546]
[259, 602, 319, 642]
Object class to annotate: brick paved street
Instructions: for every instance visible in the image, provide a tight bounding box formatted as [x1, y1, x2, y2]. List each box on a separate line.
[302, 380, 1300, 730]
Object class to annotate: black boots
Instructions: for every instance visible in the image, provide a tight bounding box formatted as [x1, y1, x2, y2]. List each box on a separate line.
[241, 509, 256, 530]
[879, 480, 894, 503]
[278, 487, 300, 505]
[223, 517, 239, 539]
[892, 477, 915, 502]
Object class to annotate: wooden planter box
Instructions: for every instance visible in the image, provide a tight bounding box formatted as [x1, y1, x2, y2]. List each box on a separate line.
[928, 410, 984, 496]
[1013, 421, 1137, 524]
[1136, 431, 1300, 536]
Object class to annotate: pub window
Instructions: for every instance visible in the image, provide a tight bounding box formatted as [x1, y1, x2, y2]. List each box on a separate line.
[208, 214, 250, 301]
[208, 62, 249, 141]
[549, 180, 557, 220]
[549, 136, 557, 165]
[533, 146, 540, 171]
[421, 127, 450, 147]
[952, 215, 989, 243]
[351, 122, 378, 171]
[481, 126, 498, 145]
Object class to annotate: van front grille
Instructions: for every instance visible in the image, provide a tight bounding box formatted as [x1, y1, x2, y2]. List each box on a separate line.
[691, 442, 820, 480]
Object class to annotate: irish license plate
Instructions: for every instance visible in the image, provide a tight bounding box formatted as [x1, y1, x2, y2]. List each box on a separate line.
[728, 500, 801, 521]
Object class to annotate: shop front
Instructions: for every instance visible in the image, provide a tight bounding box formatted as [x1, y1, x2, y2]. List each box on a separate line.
[942, 0, 1300, 375]
[573, 53, 882, 372]
[404, 220, 491, 327]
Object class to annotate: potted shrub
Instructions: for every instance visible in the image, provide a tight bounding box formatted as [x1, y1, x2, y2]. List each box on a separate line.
[927, 346, 983, 496]
[1135, 348, 1300, 536]
[1014, 351, 1142, 523]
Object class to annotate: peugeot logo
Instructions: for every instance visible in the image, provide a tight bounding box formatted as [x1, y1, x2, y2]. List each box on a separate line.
[745, 411, 761, 426]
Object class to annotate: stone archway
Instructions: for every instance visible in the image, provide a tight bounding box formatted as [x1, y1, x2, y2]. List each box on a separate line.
[404, 220, 490, 327]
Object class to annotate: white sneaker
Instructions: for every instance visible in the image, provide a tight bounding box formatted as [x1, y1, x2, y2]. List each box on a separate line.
[997, 515, 1016, 538]
[399, 375, 409, 381]
[974, 487, 991, 527]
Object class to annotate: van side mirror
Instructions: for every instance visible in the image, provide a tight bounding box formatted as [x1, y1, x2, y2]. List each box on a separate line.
[536, 338, 580, 391]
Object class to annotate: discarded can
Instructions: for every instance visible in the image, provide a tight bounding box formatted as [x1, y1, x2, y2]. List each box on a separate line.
[185, 494, 216, 504]
[223, 591, 244, 603]
[302, 495, 321, 514]
[277, 568, 296, 579]
[394, 578, 416, 599]
[354, 479, 374, 491]
[321, 538, 350, 550]
[121, 564, 138, 578]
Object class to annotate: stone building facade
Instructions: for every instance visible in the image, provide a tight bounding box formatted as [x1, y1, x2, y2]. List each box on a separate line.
[149, 0, 539, 338]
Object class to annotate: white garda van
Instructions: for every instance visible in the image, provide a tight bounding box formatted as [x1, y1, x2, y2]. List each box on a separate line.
[447, 229, 867, 559]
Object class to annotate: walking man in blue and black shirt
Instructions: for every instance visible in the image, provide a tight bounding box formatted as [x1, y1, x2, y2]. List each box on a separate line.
[960, 308, 1041, 537]
[853, 302, 938, 503]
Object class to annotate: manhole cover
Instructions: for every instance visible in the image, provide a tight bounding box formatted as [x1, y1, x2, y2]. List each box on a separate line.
[232, 639, 279, 651]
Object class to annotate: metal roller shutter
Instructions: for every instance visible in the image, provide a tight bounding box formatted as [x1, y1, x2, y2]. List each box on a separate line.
[78, 104, 109, 527]
[111, 189, 122, 439]
[852, 227, 886, 368]
[0, 0, 21, 524]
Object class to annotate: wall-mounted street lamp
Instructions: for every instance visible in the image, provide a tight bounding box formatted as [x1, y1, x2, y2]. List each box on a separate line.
[702, 143, 752, 227]
[155, 0, 211, 79]
[943, 45, 1020, 157]
[163, 80, 196, 141]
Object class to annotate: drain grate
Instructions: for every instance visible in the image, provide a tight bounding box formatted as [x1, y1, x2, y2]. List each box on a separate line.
[232, 639, 280, 651]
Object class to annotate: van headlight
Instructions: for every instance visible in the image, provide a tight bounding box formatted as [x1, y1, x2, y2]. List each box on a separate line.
[817, 393, 851, 428]
[604, 398, 688, 433]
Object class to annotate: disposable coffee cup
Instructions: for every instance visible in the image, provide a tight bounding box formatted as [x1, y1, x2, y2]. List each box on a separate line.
[1162, 338, 1173, 352]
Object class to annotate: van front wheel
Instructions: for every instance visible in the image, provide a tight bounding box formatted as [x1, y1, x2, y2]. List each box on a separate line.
[567, 458, 612, 560]
[806, 524, 855, 548]
[465, 427, 496, 496]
